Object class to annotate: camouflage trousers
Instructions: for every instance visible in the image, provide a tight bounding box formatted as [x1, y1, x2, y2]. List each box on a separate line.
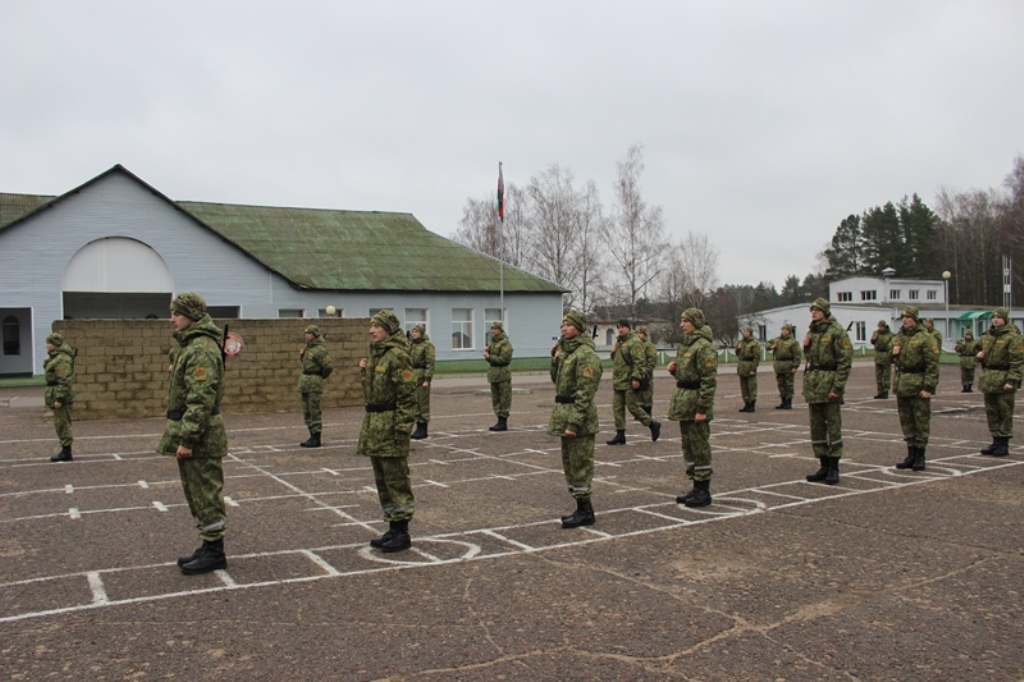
[679, 420, 712, 482]
[490, 380, 511, 418]
[775, 371, 795, 400]
[414, 383, 431, 423]
[639, 381, 654, 415]
[875, 362, 892, 393]
[808, 401, 843, 458]
[984, 391, 1017, 438]
[51, 402, 73, 447]
[896, 395, 931, 448]
[612, 388, 652, 429]
[177, 456, 226, 541]
[301, 390, 323, 434]
[560, 434, 595, 499]
[960, 366, 976, 385]
[371, 456, 415, 522]
[739, 374, 757, 402]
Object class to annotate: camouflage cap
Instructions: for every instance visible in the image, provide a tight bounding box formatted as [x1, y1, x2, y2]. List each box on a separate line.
[878, 319, 889, 328]
[810, 298, 830, 315]
[490, 321, 504, 331]
[370, 309, 401, 334]
[412, 323, 426, 335]
[636, 325, 648, 335]
[616, 318, 632, 328]
[681, 308, 705, 328]
[901, 306, 921, 322]
[46, 332, 64, 346]
[993, 307, 1010, 321]
[964, 330, 974, 337]
[170, 292, 207, 321]
[781, 323, 794, 333]
[562, 310, 587, 332]
[924, 317, 934, 325]
[304, 325, 321, 337]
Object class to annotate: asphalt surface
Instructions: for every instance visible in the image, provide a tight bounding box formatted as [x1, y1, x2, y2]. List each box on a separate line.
[1, 363, 1022, 681]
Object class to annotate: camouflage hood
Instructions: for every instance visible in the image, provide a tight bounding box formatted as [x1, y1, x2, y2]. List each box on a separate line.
[372, 328, 410, 356]
[177, 314, 223, 347]
[682, 324, 715, 347]
[561, 330, 596, 355]
[48, 342, 75, 363]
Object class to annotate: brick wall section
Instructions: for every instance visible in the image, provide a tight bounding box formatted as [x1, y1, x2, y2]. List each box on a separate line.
[52, 318, 370, 420]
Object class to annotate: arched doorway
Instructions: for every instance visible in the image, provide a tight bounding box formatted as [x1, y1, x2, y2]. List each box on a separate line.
[61, 237, 174, 318]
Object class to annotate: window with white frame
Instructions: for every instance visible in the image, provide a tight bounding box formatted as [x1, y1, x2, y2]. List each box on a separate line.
[855, 321, 867, 342]
[908, 290, 919, 300]
[860, 290, 877, 301]
[405, 308, 427, 334]
[890, 289, 901, 300]
[926, 290, 937, 300]
[837, 292, 853, 302]
[451, 308, 473, 350]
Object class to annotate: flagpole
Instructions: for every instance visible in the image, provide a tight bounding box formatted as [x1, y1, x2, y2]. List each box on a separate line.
[497, 161, 505, 323]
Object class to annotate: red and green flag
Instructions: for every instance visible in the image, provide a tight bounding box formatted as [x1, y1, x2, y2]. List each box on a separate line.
[497, 162, 505, 221]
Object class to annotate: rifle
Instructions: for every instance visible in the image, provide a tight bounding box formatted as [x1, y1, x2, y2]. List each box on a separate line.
[221, 324, 229, 364]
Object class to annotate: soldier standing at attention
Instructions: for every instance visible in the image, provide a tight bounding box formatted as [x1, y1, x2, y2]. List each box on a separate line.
[735, 326, 761, 412]
[871, 320, 894, 399]
[484, 321, 513, 431]
[768, 323, 801, 410]
[607, 319, 661, 445]
[802, 298, 853, 485]
[159, 293, 229, 575]
[924, 318, 943, 349]
[977, 307, 1024, 457]
[549, 311, 603, 528]
[891, 306, 940, 471]
[667, 308, 718, 507]
[955, 330, 981, 393]
[359, 310, 418, 551]
[636, 326, 658, 417]
[409, 324, 435, 439]
[44, 332, 76, 462]
[297, 324, 333, 448]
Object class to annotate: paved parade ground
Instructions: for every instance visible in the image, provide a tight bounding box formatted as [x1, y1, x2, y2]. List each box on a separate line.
[1, 362, 1022, 681]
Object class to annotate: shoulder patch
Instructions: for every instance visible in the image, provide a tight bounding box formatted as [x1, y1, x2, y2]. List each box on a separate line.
[194, 367, 207, 382]
[583, 366, 593, 377]
[401, 369, 414, 382]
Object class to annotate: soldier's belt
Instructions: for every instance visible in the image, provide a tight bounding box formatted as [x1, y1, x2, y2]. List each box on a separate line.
[365, 403, 397, 413]
[983, 363, 1009, 370]
[899, 368, 925, 374]
[46, 380, 58, 386]
[807, 364, 837, 371]
[302, 370, 322, 376]
[554, 395, 575, 404]
[166, 407, 221, 420]
[676, 380, 701, 389]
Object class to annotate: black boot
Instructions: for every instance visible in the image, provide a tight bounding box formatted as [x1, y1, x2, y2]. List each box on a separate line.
[684, 480, 712, 508]
[49, 446, 73, 462]
[180, 539, 226, 575]
[380, 520, 411, 552]
[739, 401, 751, 413]
[965, 384, 973, 393]
[775, 397, 786, 409]
[561, 498, 595, 528]
[782, 398, 793, 410]
[824, 457, 840, 485]
[649, 420, 661, 442]
[806, 457, 828, 482]
[411, 422, 428, 439]
[369, 525, 395, 548]
[895, 445, 916, 470]
[676, 481, 697, 504]
[177, 543, 204, 567]
[606, 430, 626, 445]
[912, 446, 926, 471]
[299, 432, 321, 448]
[489, 416, 508, 432]
[981, 436, 1010, 457]
[748, 400, 756, 413]
[961, 384, 970, 393]
[873, 391, 889, 399]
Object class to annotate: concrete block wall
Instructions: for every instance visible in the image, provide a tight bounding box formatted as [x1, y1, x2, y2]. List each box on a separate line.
[53, 318, 369, 420]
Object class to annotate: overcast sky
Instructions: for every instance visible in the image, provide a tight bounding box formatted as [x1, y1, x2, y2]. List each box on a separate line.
[2, 1, 1022, 288]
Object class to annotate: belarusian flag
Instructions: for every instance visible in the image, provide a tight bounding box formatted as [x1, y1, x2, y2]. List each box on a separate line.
[497, 162, 505, 221]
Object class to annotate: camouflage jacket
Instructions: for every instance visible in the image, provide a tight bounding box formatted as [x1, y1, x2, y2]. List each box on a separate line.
[43, 343, 76, 406]
[871, 329, 894, 364]
[610, 331, 646, 390]
[157, 315, 227, 458]
[667, 325, 717, 421]
[801, 314, 853, 404]
[547, 333, 603, 436]
[640, 337, 658, 378]
[892, 323, 939, 396]
[979, 324, 1024, 394]
[357, 331, 416, 457]
[409, 334, 436, 384]
[485, 332, 513, 383]
[735, 337, 761, 376]
[769, 336, 802, 374]
[955, 337, 981, 369]
[297, 336, 333, 393]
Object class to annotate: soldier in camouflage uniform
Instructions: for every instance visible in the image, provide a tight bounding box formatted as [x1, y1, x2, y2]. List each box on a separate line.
[635, 326, 658, 417]
[924, 318, 943, 349]
[891, 306, 939, 471]
[802, 298, 853, 485]
[977, 307, 1024, 457]
[667, 308, 718, 507]
[409, 324, 436, 440]
[158, 293, 229, 575]
[297, 325, 333, 448]
[768, 323, 801, 410]
[484, 321, 513, 431]
[735, 326, 761, 412]
[955, 330, 981, 393]
[871, 320, 894, 399]
[359, 310, 418, 551]
[606, 319, 661, 445]
[549, 310, 604, 528]
[44, 332, 76, 462]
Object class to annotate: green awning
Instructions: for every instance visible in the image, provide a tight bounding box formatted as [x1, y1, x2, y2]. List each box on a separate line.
[958, 311, 993, 321]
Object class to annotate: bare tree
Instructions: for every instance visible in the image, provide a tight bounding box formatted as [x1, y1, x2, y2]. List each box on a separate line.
[452, 184, 528, 268]
[603, 143, 667, 319]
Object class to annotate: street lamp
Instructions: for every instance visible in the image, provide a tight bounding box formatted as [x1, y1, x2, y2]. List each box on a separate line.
[942, 270, 952, 340]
